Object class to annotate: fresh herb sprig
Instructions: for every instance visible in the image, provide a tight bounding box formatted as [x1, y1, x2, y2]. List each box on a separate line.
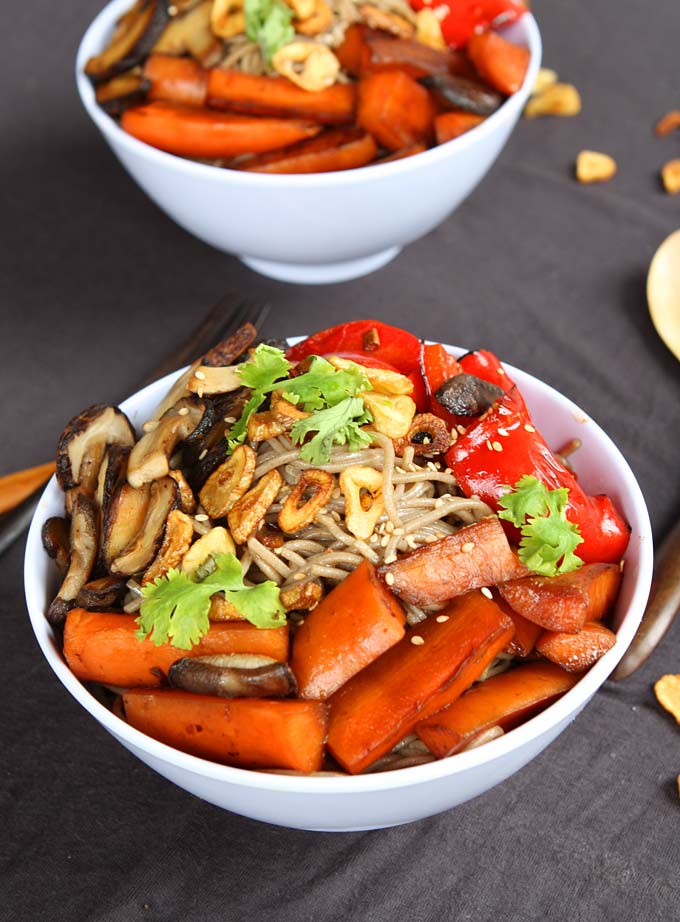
[498, 475, 584, 577]
[244, 0, 294, 64]
[137, 553, 285, 649]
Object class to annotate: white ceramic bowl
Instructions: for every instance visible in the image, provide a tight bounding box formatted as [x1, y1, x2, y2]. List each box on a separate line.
[75, 1, 541, 284]
[24, 343, 652, 831]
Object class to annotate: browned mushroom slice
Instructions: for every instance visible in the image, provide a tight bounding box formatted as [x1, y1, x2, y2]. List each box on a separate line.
[95, 71, 150, 115]
[75, 576, 128, 611]
[41, 517, 70, 576]
[201, 323, 258, 367]
[142, 509, 194, 584]
[110, 476, 179, 576]
[185, 388, 250, 483]
[56, 404, 135, 495]
[102, 481, 151, 571]
[47, 495, 99, 626]
[168, 468, 197, 514]
[152, 0, 222, 67]
[168, 654, 297, 698]
[96, 443, 131, 517]
[85, 0, 169, 81]
[187, 364, 244, 397]
[127, 396, 205, 489]
[280, 579, 324, 612]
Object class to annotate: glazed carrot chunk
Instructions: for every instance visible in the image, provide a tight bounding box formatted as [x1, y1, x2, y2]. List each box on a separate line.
[434, 111, 485, 144]
[357, 70, 436, 150]
[467, 31, 530, 96]
[124, 689, 329, 772]
[238, 129, 378, 175]
[144, 54, 208, 107]
[64, 610, 289, 687]
[327, 591, 514, 773]
[498, 563, 622, 634]
[416, 661, 579, 758]
[291, 560, 406, 699]
[536, 622, 617, 673]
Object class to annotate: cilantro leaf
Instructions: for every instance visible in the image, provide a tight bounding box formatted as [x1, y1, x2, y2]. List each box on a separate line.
[137, 553, 285, 649]
[227, 344, 291, 451]
[290, 396, 373, 464]
[278, 356, 371, 413]
[498, 475, 584, 577]
[244, 0, 294, 64]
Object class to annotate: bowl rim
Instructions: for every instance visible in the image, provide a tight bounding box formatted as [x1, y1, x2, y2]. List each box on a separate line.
[24, 340, 653, 795]
[75, 0, 542, 188]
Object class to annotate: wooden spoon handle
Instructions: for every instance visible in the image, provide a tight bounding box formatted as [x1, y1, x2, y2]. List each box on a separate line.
[611, 520, 680, 680]
[0, 462, 56, 516]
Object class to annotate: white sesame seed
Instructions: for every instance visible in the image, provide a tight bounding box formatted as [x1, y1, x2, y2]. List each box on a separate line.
[385, 522, 394, 534]
[481, 587, 493, 599]
[427, 461, 437, 472]
[436, 615, 449, 623]
[462, 542, 475, 554]
[498, 428, 509, 437]
[194, 513, 209, 522]
[486, 440, 493, 451]
[411, 635, 425, 646]
[198, 449, 208, 460]
[224, 416, 236, 424]
[393, 527, 404, 536]
[369, 533, 379, 544]
[492, 441, 503, 452]
[444, 467, 452, 474]
[178, 407, 189, 416]
[384, 552, 397, 564]
[406, 536, 418, 548]
[498, 368, 505, 376]
[293, 572, 306, 581]
[194, 370, 206, 380]
[385, 573, 395, 586]
[426, 535, 438, 543]
[457, 425, 467, 435]
[380, 535, 390, 547]
[524, 424, 536, 433]
[142, 420, 159, 432]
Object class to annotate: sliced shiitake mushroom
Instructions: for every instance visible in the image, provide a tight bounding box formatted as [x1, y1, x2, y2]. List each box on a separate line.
[127, 396, 205, 489]
[95, 71, 150, 115]
[168, 654, 297, 698]
[419, 74, 504, 115]
[75, 576, 127, 611]
[56, 404, 135, 496]
[142, 509, 194, 584]
[435, 373, 504, 416]
[183, 387, 249, 472]
[152, 0, 222, 67]
[41, 517, 71, 577]
[102, 481, 151, 570]
[201, 323, 258, 367]
[187, 364, 244, 397]
[109, 476, 179, 576]
[168, 468, 197, 513]
[96, 443, 131, 522]
[85, 0, 169, 81]
[47, 495, 99, 626]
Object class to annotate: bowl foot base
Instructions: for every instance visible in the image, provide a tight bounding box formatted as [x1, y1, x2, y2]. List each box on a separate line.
[241, 246, 401, 285]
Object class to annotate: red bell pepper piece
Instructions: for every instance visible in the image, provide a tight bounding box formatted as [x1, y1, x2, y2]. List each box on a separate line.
[408, 0, 527, 50]
[420, 342, 465, 427]
[286, 320, 421, 374]
[445, 394, 630, 564]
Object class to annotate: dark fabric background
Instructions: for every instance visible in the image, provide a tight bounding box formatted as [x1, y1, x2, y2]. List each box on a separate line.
[3, 1, 680, 919]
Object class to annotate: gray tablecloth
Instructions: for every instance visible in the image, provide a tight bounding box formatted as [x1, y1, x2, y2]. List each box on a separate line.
[3, 1, 680, 919]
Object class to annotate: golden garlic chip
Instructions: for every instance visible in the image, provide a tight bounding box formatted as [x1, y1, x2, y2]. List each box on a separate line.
[654, 674, 680, 725]
[576, 150, 617, 184]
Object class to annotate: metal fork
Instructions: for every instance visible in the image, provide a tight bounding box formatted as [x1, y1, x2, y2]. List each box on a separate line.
[0, 291, 270, 557]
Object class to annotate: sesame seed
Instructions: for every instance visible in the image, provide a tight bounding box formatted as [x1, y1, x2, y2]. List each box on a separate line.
[198, 449, 208, 460]
[481, 587, 493, 599]
[385, 573, 395, 586]
[384, 552, 397, 564]
[197, 388, 204, 399]
[178, 407, 189, 416]
[498, 367, 505, 376]
[369, 533, 379, 544]
[423, 436, 431, 445]
[498, 428, 509, 437]
[492, 441, 503, 452]
[439, 493, 452, 501]
[393, 527, 404, 536]
[385, 522, 394, 534]
[427, 461, 437, 472]
[444, 467, 452, 474]
[380, 535, 390, 547]
[462, 542, 475, 554]
[194, 370, 206, 381]
[435, 497, 445, 507]
[486, 440, 493, 451]
[142, 420, 159, 432]
[436, 615, 449, 623]
[167, 3, 177, 13]
[224, 416, 236, 424]
[406, 536, 418, 548]
[411, 635, 425, 646]
[293, 572, 306, 581]
[524, 424, 536, 433]
[426, 535, 438, 543]
[457, 425, 467, 435]
[194, 513, 209, 522]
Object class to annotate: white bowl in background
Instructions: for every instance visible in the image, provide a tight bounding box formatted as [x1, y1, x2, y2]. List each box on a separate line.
[24, 343, 652, 831]
[75, 1, 542, 284]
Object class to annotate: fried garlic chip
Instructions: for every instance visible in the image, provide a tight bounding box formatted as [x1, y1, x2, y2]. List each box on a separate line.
[654, 674, 680, 725]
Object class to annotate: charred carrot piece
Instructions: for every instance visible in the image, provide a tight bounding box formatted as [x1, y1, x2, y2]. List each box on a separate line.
[415, 661, 580, 758]
[360, 36, 474, 79]
[335, 24, 371, 78]
[434, 111, 485, 144]
[291, 560, 406, 699]
[327, 591, 514, 774]
[121, 101, 321, 159]
[467, 31, 530, 96]
[494, 593, 542, 657]
[498, 563, 622, 634]
[536, 622, 617, 673]
[124, 689, 329, 772]
[238, 128, 378, 174]
[63, 610, 289, 687]
[207, 69, 356, 125]
[0, 461, 55, 515]
[378, 516, 527, 608]
[144, 53, 208, 107]
[358, 70, 436, 151]
[373, 143, 427, 164]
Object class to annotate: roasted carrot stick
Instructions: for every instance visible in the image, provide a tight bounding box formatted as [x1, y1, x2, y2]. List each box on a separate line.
[207, 69, 356, 125]
[467, 31, 530, 96]
[63, 610, 289, 687]
[121, 101, 321, 158]
[124, 689, 329, 772]
[359, 36, 474, 79]
[327, 591, 514, 774]
[144, 53, 208, 107]
[434, 111, 485, 144]
[494, 593, 542, 657]
[415, 661, 580, 758]
[0, 461, 55, 515]
[357, 70, 436, 150]
[536, 622, 617, 673]
[378, 516, 528, 607]
[498, 563, 622, 634]
[291, 560, 406, 699]
[335, 23, 371, 78]
[237, 129, 378, 174]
